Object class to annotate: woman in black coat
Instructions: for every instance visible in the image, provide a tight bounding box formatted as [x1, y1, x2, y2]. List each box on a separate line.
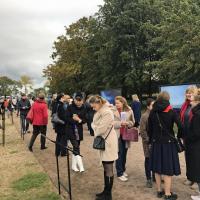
[186, 92, 200, 200]
[148, 91, 183, 200]
[66, 93, 87, 172]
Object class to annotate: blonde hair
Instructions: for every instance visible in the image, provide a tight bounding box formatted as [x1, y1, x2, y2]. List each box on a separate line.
[115, 96, 130, 111]
[89, 95, 107, 105]
[193, 89, 200, 102]
[157, 91, 170, 101]
[132, 94, 139, 102]
[186, 86, 198, 94]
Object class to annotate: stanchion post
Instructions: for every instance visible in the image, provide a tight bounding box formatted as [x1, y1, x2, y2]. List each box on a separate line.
[2, 108, 5, 146]
[56, 150, 61, 195]
[66, 149, 72, 200]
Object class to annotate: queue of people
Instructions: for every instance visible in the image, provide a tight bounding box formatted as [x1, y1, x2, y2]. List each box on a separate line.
[14, 86, 200, 200]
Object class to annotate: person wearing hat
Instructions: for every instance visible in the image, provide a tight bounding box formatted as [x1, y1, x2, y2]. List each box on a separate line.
[66, 92, 87, 172]
[28, 93, 48, 152]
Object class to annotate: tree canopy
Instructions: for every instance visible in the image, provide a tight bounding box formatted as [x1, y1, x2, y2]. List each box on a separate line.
[43, 0, 200, 97]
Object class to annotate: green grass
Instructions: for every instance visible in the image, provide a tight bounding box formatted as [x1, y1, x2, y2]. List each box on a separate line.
[12, 173, 48, 191]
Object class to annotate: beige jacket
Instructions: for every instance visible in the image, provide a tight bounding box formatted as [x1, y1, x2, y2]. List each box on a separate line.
[92, 104, 118, 162]
[112, 107, 135, 138]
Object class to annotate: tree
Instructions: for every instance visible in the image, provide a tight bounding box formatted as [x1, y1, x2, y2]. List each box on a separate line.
[20, 75, 33, 94]
[0, 76, 21, 96]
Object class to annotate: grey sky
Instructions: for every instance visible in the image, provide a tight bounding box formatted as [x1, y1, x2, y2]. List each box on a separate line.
[0, 0, 103, 88]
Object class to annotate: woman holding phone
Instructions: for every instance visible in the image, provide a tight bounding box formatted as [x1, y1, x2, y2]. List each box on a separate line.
[112, 96, 135, 182]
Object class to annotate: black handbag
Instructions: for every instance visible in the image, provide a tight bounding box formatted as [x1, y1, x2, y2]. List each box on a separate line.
[51, 104, 65, 125]
[93, 126, 113, 150]
[156, 113, 185, 153]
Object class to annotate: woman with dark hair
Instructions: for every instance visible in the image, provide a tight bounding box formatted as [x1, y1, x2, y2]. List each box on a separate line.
[148, 91, 183, 200]
[185, 89, 200, 200]
[66, 92, 87, 172]
[89, 95, 118, 200]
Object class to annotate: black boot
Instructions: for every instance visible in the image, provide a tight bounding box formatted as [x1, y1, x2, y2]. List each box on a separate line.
[105, 176, 113, 200]
[96, 172, 106, 198]
[29, 134, 37, 151]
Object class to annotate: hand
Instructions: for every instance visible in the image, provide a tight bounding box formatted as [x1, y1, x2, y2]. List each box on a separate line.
[121, 121, 128, 126]
[73, 114, 80, 122]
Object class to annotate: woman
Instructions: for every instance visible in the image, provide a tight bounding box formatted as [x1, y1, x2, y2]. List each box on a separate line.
[66, 92, 87, 172]
[140, 98, 154, 188]
[185, 90, 200, 200]
[180, 86, 198, 187]
[131, 94, 141, 127]
[90, 95, 118, 200]
[148, 91, 183, 200]
[112, 96, 135, 182]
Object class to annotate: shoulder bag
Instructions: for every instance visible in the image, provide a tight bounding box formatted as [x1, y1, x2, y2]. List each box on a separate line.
[93, 126, 113, 151]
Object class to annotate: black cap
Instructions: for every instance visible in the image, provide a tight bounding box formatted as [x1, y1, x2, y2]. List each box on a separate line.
[74, 92, 83, 101]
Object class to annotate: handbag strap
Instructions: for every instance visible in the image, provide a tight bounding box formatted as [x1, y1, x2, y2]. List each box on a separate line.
[156, 112, 176, 140]
[104, 125, 113, 140]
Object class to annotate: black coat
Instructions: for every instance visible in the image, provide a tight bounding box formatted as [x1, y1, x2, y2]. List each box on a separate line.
[54, 101, 68, 135]
[148, 100, 183, 144]
[17, 99, 31, 116]
[185, 103, 200, 182]
[66, 102, 87, 141]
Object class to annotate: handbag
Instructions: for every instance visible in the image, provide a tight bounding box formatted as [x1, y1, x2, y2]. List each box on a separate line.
[51, 104, 65, 125]
[122, 127, 139, 142]
[26, 107, 34, 123]
[93, 126, 113, 150]
[156, 113, 185, 153]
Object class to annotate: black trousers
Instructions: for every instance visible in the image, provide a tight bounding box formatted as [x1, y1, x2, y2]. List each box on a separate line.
[55, 133, 80, 156]
[29, 125, 47, 149]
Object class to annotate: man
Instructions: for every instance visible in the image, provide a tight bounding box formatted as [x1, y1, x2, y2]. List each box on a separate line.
[28, 93, 48, 152]
[17, 94, 31, 134]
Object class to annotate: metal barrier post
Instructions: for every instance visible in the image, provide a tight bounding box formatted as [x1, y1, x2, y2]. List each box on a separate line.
[2, 108, 5, 146]
[56, 154, 61, 195]
[66, 148, 72, 200]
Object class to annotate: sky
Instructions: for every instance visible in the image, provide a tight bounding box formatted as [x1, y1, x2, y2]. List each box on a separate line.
[0, 0, 104, 88]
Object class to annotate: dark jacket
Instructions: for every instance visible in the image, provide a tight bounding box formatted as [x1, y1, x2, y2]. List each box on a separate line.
[55, 101, 68, 135]
[131, 101, 141, 127]
[17, 99, 31, 116]
[148, 100, 183, 144]
[186, 103, 200, 182]
[66, 102, 87, 141]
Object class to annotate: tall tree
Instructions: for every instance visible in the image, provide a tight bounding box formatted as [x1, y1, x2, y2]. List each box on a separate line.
[20, 75, 33, 94]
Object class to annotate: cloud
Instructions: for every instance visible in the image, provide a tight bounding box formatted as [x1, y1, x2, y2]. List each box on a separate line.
[0, 0, 104, 88]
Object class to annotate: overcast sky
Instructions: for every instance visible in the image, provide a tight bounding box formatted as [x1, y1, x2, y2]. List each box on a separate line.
[0, 0, 104, 88]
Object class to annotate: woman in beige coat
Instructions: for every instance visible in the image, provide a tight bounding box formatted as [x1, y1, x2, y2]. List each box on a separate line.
[112, 96, 135, 182]
[90, 95, 118, 200]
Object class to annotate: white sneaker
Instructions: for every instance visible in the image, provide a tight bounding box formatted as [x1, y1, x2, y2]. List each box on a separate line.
[118, 175, 128, 182]
[123, 172, 128, 177]
[191, 194, 200, 200]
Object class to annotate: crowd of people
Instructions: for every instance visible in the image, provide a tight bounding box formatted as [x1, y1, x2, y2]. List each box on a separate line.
[1, 86, 200, 200]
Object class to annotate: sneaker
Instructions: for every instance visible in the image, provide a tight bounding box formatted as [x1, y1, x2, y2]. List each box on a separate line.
[123, 172, 128, 177]
[157, 191, 165, 198]
[28, 146, 33, 152]
[184, 180, 193, 186]
[41, 146, 48, 150]
[191, 183, 199, 190]
[164, 193, 178, 200]
[191, 194, 200, 200]
[118, 175, 128, 182]
[146, 180, 153, 188]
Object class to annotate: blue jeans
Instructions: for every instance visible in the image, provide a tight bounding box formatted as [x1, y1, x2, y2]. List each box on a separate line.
[116, 136, 128, 177]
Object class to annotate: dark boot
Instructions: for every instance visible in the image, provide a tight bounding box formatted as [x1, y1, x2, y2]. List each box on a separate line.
[96, 172, 106, 198]
[29, 134, 37, 150]
[105, 176, 113, 200]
